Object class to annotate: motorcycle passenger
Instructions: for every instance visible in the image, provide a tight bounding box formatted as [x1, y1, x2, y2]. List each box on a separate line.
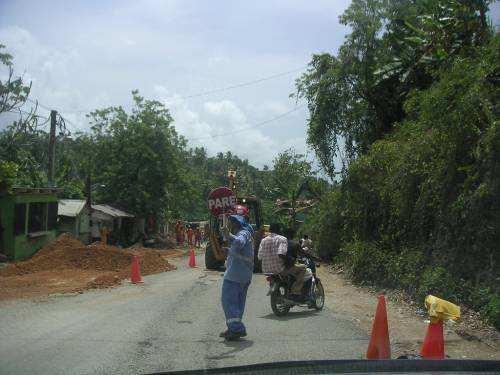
[300, 234, 313, 252]
[258, 223, 307, 301]
[285, 239, 315, 290]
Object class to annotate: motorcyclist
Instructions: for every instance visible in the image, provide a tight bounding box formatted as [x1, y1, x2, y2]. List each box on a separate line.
[258, 223, 307, 301]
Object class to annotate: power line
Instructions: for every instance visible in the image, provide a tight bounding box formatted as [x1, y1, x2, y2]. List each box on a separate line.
[59, 115, 84, 134]
[26, 65, 307, 114]
[26, 97, 53, 112]
[22, 99, 83, 133]
[9, 97, 306, 141]
[186, 104, 306, 141]
[3, 108, 51, 129]
[17, 65, 308, 134]
[5, 108, 49, 120]
[177, 66, 307, 101]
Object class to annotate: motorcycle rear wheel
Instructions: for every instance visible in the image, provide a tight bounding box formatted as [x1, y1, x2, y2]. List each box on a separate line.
[270, 285, 291, 316]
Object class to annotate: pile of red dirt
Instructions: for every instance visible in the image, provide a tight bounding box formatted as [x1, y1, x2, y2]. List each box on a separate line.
[86, 273, 122, 289]
[161, 249, 185, 258]
[0, 233, 176, 278]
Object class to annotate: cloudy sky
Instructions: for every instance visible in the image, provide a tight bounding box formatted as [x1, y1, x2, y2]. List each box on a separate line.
[1, 1, 499, 169]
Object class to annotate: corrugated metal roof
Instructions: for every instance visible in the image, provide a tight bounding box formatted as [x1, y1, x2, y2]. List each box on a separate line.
[57, 200, 133, 218]
[58, 199, 86, 217]
[92, 204, 134, 218]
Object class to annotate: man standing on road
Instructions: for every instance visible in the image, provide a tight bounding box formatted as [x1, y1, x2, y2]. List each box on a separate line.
[194, 227, 201, 247]
[258, 223, 307, 300]
[187, 226, 194, 246]
[175, 221, 184, 246]
[220, 214, 254, 341]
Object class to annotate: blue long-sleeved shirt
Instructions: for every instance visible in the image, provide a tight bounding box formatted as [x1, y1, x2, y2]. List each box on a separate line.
[224, 229, 254, 284]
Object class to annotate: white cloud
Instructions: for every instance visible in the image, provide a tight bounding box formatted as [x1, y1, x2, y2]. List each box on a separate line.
[122, 38, 136, 46]
[0, 26, 111, 133]
[154, 85, 308, 167]
[207, 55, 230, 66]
[203, 100, 246, 124]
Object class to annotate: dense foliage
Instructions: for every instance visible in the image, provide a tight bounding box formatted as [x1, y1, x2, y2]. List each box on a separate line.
[296, 0, 493, 180]
[0, 93, 278, 222]
[271, 149, 329, 233]
[298, 0, 499, 327]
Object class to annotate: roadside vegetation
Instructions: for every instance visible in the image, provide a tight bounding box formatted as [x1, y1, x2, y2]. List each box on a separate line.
[296, 0, 499, 328]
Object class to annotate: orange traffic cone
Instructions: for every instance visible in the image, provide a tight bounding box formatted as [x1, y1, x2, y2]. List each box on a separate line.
[130, 255, 143, 283]
[366, 295, 391, 359]
[188, 249, 196, 268]
[420, 321, 444, 359]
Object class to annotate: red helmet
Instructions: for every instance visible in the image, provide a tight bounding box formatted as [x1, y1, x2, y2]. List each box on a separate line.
[233, 204, 249, 217]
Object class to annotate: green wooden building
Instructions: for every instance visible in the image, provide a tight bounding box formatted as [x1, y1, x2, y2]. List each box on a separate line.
[57, 199, 90, 243]
[0, 187, 60, 261]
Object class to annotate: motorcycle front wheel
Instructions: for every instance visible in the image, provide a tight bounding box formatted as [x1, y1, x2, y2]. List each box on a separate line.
[313, 279, 325, 310]
[270, 284, 291, 316]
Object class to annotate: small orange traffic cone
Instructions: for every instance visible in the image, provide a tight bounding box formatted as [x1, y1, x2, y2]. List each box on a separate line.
[188, 249, 196, 268]
[366, 295, 391, 359]
[130, 255, 143, 283]
[420, 321, 444, 359]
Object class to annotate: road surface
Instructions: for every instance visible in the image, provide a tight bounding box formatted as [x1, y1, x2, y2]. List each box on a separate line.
[0, 253, 368, 374]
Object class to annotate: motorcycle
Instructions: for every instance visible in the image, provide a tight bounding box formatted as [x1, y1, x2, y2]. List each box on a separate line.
[265, 256, 325, 316]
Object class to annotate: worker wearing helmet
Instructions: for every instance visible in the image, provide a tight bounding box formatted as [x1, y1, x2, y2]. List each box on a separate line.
[219, 214, 254, 341]
[233, 204, 249, 218]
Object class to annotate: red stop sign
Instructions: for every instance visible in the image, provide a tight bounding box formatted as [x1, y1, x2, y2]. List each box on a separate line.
[208, 187, 236, 216]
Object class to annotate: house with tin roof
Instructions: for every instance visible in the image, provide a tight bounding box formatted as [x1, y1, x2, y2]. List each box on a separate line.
[58, 200, 137, 245]
[57, 199, 90, 243]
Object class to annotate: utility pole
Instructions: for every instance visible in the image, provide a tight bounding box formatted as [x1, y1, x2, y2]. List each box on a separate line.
[86, 174, 92, 244]
[47, 110, 57, 187]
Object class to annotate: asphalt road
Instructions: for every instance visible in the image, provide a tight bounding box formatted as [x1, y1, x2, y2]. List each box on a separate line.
[0, 253, 368, 374]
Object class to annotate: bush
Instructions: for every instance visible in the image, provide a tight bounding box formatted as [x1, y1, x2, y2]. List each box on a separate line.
[0, 160, 18, 193]
[483, 294, 500, 330]
[301, 188, 345, 259]
[417, 267, 459, 304]
[385, 248, 427, 293]
[340, 241, 393, 287]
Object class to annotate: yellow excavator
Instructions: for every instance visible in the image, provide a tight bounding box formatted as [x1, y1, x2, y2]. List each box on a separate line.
[204, 169, 263, 272]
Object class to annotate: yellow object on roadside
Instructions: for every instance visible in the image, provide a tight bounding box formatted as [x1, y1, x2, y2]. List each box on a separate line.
[101, 227, 109, 245]
[425, 295, 460, 323]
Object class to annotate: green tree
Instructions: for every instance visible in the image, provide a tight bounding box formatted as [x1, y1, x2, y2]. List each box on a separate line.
[295, 0, 493, 180]
[271, 149, 319, 234]
[0, 44, 31, 115]
[86, 91, 187, 221]
[0, 160, 18, 193]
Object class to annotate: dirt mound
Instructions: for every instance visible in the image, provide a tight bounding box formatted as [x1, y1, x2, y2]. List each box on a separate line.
[0, 233, 176, 278]
[161, 249, 185, 258]
[162, 236, 177, 249]
[87, 273, 122, 289]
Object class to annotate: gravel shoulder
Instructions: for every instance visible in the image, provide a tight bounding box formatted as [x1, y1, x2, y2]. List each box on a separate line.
[318, 265, 500, 360]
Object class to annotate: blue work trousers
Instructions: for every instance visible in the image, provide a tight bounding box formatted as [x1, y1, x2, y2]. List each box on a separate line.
[221, 279, 250, 333]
